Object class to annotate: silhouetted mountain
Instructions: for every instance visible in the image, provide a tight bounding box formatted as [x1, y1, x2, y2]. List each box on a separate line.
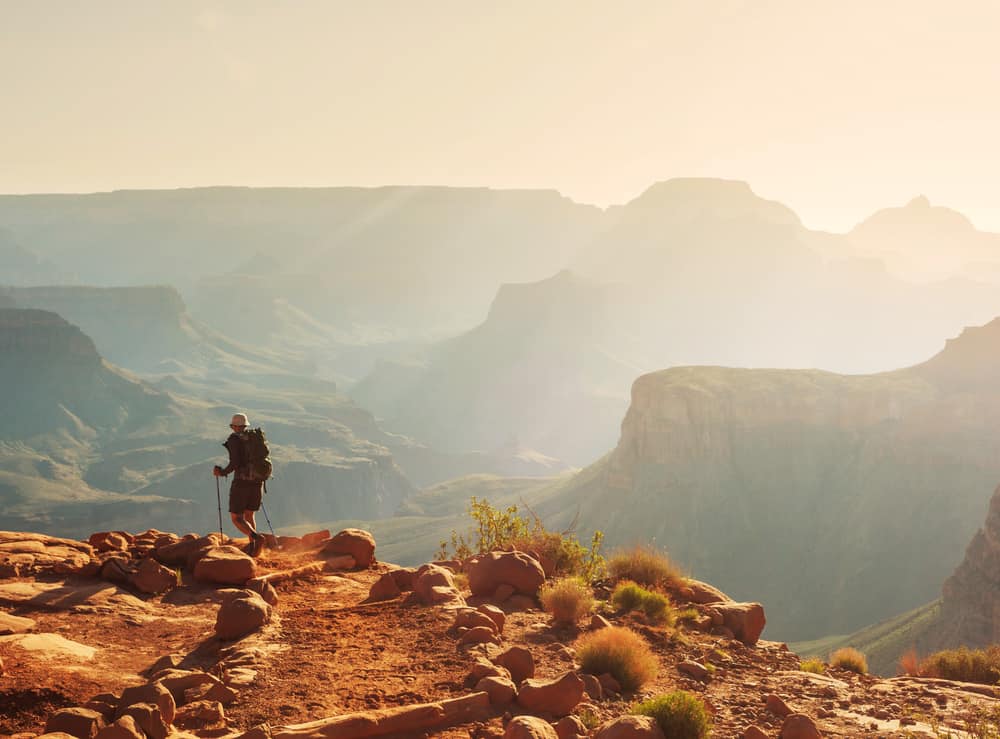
[0, 228, 68, 285]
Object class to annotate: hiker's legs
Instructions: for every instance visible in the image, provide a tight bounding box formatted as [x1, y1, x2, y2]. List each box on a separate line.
[229, 511, 255, 538]
[245, 511, 258, 533]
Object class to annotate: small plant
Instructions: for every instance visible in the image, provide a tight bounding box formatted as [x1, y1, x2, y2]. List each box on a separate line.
[611, 580, 675, 625]
[607, 544, 682, 587]
[898, 647, 920, 677]
[677, 607, 700, 623]
[919, 646, 1000, 684]
[830, 647, 868, 675]
[577, 707, 600, 731]
[800, 657, 826, 674]
[632, 690, 712, 739]
[452, 572, 469, 591]
[576, 625, 659, 692]
[539, 577, 595, 625]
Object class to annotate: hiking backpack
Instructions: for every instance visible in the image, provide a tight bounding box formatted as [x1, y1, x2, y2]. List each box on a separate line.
[241, 427, 273, 482]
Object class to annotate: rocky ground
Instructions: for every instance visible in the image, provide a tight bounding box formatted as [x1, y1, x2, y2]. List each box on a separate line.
[2, 529, 1000, 738]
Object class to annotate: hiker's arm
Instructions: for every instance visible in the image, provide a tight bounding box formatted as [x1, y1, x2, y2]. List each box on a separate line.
[219, 437, 240, 476]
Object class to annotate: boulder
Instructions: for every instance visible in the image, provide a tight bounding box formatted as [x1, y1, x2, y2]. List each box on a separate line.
[129, 558, 177, 594]
[322, 529, 376, 568]
[598, 673, 621, 696]
[467, 658, 511, 685]
[458, 625, 500, 646]
[45, 708, 106, 738]
[781, 714, 822, 739]
[516, 671, 584, 717]
[555, 715, 589, 739]
[154, 535, 219, 569]
[581, 672, 602, 701]
[119, 703, 168, 739]
[116, 682, 175, 725]
[675, 578, 731, 604]
[475, 676, 516, 705]
[590, 614, 612, 630]
[389, 567, 417, 591]
[95, 716, 144, 739]
[99, 557, 133, 584]
[468, 551, 545, 597]
[193, 546, 256, 585]
[413, 564, 460, 605]
[504, 716, 559, 739]
[712, 602, 766, 645]
[0, 611, 36, 634]
[215, 591, 272, 640]
[678, 660, 710, 681]
[766, 693, 793, 717]
[89, 532, 130, 553]
[301, 529, 331, 548]
[174, 700, 225, 730]
[594, 715, 666, 739]
[366, 572, 401, 602]
[743, 727, 769, 739]
[454, 609, 500, 634]
[494, 583, 516, 602]
[495, 646, 534, 683]
[183, 681, 239, 706]
[477, 603, 506, 632]
[245, 578, 279, 606]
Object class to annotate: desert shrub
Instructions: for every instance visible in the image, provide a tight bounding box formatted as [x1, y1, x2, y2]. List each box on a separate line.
[800, 658, 825, 674]
[632, 690, 712, 739]
[452, 572, 469, 591]
[576, 626, 659, 692]
[919, 646, 1000, 684]
[830, 647, 868, 675]
[607, 544, 682, 587]
[898, 647, 920, 677]
[611, 581, 676, 625]
[539, 577, 594, 625]
[437, 498, 605, 582]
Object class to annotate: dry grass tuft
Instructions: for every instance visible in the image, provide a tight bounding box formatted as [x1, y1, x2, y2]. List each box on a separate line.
[800, 658, 825, 674]
[632, 690, 712, 739]
[576, 625, 659, 692]
[539, 577, 595, 625]
[830, 647, 868, 675]
[898, 647, 920, 677]
[919, 646, 1000, 684]
[607, 544, 682, 587]
[611, 580, 675, 626]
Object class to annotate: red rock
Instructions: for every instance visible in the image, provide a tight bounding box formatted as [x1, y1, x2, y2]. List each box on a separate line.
[494, 583, 516, 602]
[215, 591, 272, 640]
[119, 703, 168, 739]
[781, 714, 822, 739]
[413, 564, 461, 605]
[516, 671, 584, 717]
[116, 682, 175, 725]
[389, 567, 417, 590]
[193, 546, 256, 585]
[766, 693, 793, 717]
[475, 675, 516, 705]
[598, 673, 621, 695]
[590, 614, 612, 630]
[593, 715, 666, 739]
[454, 609, 500, 634]
[743, 727, 769, 739]
[477, 603, 506, 632]
[678, 660, 710, 681]
[174, 700, 225, 730]
[45, 708, 106, 738]
[495, 646, 534, 683]
[95, 716, 144, 739]
[713, 602, 766, 645]
[468, 551, 545, 597]
[154, 535, 220, 569]
[676, 578, 731, 604]
[581, 673, 602, 701]
[322, 529, 376, 568]
[555, 715, 588, 739]
[129, 558, 177, 594]
[300, 529, 331, 548]
[458, 625, 500, 646]
[366, 572, 401, 602]
[504, 716, 558, 739]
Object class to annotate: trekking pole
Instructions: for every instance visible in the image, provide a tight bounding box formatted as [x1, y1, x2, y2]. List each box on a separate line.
[215, 475, 223, 538]
[260, 501, 278, 547]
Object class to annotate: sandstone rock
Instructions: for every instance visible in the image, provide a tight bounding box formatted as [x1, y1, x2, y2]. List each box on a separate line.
[581, 672, 602, 701]
[590, 614, 612, 630]
[433, 559, 463, 573]
[99, 557, 133, 584]
[236, 724, 272, 739]
[154, 535, 219, 569]
[598, 673, 621, 696]
[781, 714, 821, 738]
[301, 529, 331, 548]
[678, 660, 710, 681]
[84, 698, 116, 721]
[130, 558, 177, 594]
[504, 716, 559, 739]
[414, 564, 463, 606]
[743, 727, 769, 739]
[0, 532, 94, 578]
[454, 608, 501, 634]
[494, 583, 516, 602]
[459, 625, 500, 646]
[90, 532, 130, 553]
[0, 611, 36, 634]
[389, 567, 417, 590]
[478, 603, 506, 632]
[475, 676, 516, 705]
[468, 551, 545, 597]
[194, 546, 256, 585]
[215, 590, 272, 640]
[508, 594, 537, 611]
[594, 715, 666, 739]
[117, 682, 175, 725]
[468, 657, 511, 684]
[119, 703, 168, 739]
[95, 716, 144, 739]
[45, 708, 106, 738]
[143, 654, 182, 677]
[367, 572, 401, 602]
[516, 671, 584, 717]
[713, 602, 766, 645]
[766, 693, 793, 717]
[554, 715, 588, 739]
[495, 646, 534, 683]
[322, 529, 376, 568]
[183, 681, 238, 706]
[676, 578, 731, 604]
[174, 699, 225, 730]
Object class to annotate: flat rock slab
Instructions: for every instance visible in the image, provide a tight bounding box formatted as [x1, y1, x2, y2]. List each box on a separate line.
[0, 581, 151, 617]
[0, 632, 97, 660]
[0, 611, 37, 634]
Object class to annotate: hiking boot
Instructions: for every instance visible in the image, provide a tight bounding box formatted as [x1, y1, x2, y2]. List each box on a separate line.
[251, 532, 264, 557]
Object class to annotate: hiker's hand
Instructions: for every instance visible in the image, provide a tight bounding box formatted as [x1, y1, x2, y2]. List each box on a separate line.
[213, 465, 223, 477]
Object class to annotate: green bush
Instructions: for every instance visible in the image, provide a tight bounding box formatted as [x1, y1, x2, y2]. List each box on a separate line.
[539, 577, 594, 625]
[576, 626, 659, 692]
[920, 646, 1000, 684]
[607, 544, 682, 587]
[611, 580, 675, 625]
[800, 658, 825, 674]
[830, 647, 868, 675]
[632, 690, 712, 739]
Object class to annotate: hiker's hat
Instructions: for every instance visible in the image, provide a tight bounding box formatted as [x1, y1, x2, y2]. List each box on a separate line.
[231, 413, 250, 428]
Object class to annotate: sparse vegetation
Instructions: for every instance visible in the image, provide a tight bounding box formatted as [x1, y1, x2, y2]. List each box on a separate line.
[800, 657, 826, 674]
[539, 577, 595, 625]
[632, 690, 712, 739]
[919, 646, 1000, 684]
[452, 572, 469, 591]
[830, 647, 868, 674]
[898, 647, 920, 677]
[611, 580, 676, 625]
[436, 497, 605, 582]
[607, 544, 682, 587]
[576, 625, 659, 692]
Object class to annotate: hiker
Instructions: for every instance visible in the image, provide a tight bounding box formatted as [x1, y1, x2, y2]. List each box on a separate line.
[213, 412, 265, 556]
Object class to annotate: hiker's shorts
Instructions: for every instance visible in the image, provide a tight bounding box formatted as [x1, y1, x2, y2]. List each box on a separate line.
[229, 479, 263, 514]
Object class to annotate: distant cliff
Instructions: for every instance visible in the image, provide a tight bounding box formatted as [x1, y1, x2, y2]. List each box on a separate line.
[535, 318, 1000, 641]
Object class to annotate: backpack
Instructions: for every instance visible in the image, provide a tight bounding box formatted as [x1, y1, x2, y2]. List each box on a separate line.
[241, 428, 273, 482]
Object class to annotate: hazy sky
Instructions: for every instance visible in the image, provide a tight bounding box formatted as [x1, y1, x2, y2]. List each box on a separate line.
[3, 1, 999, 231]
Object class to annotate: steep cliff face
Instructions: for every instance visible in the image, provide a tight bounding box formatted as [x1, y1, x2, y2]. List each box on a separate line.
[537, 320, 1000, 641]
